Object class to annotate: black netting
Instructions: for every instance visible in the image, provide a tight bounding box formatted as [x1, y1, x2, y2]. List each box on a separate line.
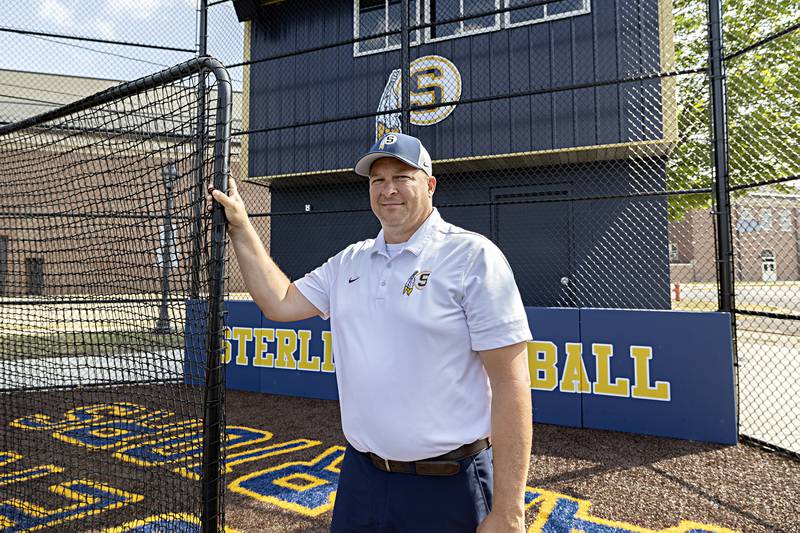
[0, 59, 230, 531]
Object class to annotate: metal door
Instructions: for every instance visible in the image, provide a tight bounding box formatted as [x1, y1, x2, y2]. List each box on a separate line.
[491, 183, 574, 307]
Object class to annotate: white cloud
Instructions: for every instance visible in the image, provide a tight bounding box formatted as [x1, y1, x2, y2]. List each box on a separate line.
[37, 0, 73, 27]
[91, 19, 116, 40]
[107, 0, 162, 20]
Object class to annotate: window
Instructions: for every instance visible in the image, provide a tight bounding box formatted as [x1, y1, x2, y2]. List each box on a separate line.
[780, 210, 792, 232]
[428, 0, 500, 41]
[736, 208, 759, 233]
[355, 0, 420, 56]
[506, 0, 590, 28]
[669, 243, 679, 263]
[760, 208, 772, 231]
[354, 0, 591, 55]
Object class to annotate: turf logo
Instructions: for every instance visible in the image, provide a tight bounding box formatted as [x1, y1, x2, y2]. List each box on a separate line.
[524, 488, 737, 533]
[0, 477, 143, 532]
[6, 404, 738, 531]
[230, 446, 344, 517]
[106, 513, 241, 532]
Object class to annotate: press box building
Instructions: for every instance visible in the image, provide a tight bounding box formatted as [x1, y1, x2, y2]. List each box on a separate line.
[232, 0, 677, 309]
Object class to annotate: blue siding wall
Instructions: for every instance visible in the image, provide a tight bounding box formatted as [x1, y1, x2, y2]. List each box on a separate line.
[270, 160, 670, 310]
[248, 0, 667, 177]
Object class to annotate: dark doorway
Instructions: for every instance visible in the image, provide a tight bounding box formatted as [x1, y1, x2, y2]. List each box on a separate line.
[25, 257, 44, 296]
[491, 184, 574, 307]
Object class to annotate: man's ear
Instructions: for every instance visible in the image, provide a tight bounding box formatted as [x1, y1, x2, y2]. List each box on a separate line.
[428, 176, 437, 196]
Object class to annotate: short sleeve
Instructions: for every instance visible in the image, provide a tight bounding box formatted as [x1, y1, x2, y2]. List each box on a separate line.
[294, 257, 337, 319]
[461, 241, 532, 352]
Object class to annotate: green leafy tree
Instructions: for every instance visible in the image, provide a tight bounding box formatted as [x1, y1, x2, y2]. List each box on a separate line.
[668, 0, 800, 219]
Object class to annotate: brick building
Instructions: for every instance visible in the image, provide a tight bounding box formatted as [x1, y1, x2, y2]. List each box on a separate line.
[670, 192, 800, 283]
[0, 68, 258, 298]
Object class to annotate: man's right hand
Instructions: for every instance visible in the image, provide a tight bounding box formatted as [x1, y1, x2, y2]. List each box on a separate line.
[206, 177, 249, 232]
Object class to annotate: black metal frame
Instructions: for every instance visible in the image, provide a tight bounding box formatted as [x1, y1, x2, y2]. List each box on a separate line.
[0, 56, 233, 532]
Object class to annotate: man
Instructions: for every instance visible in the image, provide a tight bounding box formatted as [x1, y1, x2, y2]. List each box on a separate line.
[208, 133, 532, 532]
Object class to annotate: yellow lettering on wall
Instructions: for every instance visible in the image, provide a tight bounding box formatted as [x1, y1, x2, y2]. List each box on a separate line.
[223, 327, 232, 364]
[559, 343, 591, 394]
[630, 346, 671, 401]
[296, 330, 320, 371]
[592, 343, 630, 397]
[528, 341, 558, 391]
[321, 331, 335, 373]
[232, 327, 254, 366]
[253, 328, 276, 368]
[274, 329, 298, 369]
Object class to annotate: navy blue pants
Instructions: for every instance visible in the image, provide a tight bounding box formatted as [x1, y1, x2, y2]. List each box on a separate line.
[331, 444, 493, 532]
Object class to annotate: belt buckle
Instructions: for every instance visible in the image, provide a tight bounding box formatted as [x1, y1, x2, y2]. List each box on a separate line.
[384, 458, 391, 472]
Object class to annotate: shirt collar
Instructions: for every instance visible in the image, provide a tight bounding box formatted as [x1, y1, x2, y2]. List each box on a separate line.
[370, 208, 442, 258]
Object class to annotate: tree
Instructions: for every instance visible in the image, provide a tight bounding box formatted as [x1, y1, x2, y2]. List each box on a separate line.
[668, 0, 800, 220]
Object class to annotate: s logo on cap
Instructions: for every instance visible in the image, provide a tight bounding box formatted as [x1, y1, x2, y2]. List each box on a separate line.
[379, 134, 398, 149]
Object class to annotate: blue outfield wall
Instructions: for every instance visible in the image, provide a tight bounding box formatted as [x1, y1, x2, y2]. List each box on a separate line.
[185, 301, 736, 445]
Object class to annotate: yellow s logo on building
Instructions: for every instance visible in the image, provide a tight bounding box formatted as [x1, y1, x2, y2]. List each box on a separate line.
[376, 55, 462, 141]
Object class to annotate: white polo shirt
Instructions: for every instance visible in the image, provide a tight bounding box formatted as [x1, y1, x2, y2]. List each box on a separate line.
[294, 209, 531, 461]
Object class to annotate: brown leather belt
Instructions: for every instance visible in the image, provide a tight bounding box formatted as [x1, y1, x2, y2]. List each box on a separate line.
[365, 437, 491, 477]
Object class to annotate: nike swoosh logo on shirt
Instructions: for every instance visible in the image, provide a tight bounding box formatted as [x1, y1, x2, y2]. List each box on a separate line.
[348, 276, 360, 283]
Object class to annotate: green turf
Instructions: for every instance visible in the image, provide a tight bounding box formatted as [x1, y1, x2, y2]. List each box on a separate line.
[0, 330, 185, 360]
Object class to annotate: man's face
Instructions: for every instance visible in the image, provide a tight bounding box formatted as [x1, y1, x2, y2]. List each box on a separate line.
[368, 157, 436, 241]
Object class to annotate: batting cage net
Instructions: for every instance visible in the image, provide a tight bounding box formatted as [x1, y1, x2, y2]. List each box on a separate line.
[0, 57, 231, 531]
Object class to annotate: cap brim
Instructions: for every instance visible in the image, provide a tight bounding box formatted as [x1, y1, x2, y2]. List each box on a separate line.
[354, 152, 425, 177]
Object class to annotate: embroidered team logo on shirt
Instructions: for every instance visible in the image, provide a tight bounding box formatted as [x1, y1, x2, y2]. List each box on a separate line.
[402, 270, 431, 296]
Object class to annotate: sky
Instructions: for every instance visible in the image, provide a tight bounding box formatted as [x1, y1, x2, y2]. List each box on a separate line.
[0, 0, 245, 90]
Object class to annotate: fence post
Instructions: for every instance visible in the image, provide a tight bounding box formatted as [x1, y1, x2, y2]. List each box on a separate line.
[195, 6, 224, 533]
[200, 55, 231, 533]
[707, 0, 734, 314]
[401, 0, 410, 132]
[191, 0, 209, 299]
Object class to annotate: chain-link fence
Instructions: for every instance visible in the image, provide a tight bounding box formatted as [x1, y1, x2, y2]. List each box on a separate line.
[724, 1, 800, 457]
[1, 0, 797, 471]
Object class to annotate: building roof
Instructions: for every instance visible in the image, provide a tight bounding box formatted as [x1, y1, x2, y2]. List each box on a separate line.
[231, 0, 286, 22]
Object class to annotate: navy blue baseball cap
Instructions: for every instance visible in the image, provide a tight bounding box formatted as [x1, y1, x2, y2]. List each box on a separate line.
[354, 133, 433, 177]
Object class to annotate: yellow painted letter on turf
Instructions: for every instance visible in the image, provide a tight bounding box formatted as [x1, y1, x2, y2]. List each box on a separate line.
[274, 329, 298, 369]
[0, 451, 63, 486]
[296, 330, 320, 372]
[0, 480, 143, 532]
[229, 446, 344, 517]
[232, 327, 254, 366]
[253, 328, 276, 367]
[630, 346, 670, 401]
[321, 331, 335, 373]
[592, 343, 630, 397]
[559, 342, 591, 394]
[528, 341, 558, 391]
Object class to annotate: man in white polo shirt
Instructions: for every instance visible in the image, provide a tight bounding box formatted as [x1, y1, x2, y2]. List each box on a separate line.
[208, 133, 532, 532]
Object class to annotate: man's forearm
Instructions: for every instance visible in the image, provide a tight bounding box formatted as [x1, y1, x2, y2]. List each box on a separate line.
[227, 221, 293, 319]
[489, 378, 532, 523]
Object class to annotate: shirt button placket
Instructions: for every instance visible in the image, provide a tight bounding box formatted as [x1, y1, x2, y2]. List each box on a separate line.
[376, 258, 389, 303]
